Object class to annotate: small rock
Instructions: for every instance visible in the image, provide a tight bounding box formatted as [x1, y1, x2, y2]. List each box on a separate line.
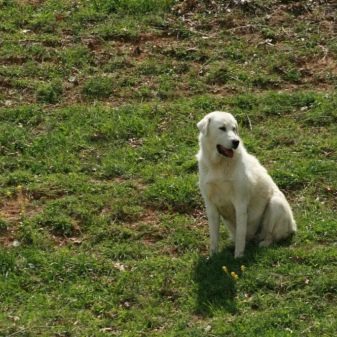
[68, 76, 78, 85]
[205, 325, 212, 333]
[12, 240, 21, 247]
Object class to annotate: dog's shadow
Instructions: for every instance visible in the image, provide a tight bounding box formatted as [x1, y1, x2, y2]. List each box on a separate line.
[193, 244, 260, 316]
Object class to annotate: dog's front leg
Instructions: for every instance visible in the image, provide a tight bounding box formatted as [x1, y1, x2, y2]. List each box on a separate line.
[205, 201, 220, 255]
[234, 206, 248, 258]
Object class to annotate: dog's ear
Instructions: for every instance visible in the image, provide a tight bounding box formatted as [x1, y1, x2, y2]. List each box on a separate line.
[197, 117, 211, 136]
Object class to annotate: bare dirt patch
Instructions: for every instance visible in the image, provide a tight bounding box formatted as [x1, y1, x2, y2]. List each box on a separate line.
[0, 191, 38, 224]
[0, 190, 41, 247]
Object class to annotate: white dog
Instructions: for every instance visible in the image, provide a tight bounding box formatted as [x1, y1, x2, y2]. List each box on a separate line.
[197, 111, 297, 258]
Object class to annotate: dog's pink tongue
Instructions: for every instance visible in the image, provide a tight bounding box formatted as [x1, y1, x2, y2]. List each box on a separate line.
[225, 148, 234, 158]
[218, 144, 234, 158]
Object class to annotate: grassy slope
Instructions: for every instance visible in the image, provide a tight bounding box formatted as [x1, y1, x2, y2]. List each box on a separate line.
[0, 0, 336, 336]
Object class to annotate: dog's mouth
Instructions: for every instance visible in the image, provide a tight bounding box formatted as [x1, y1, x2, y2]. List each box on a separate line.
[217, 144, 234, 158]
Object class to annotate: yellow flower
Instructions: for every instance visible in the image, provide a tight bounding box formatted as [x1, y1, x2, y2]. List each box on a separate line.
[231, 271, 239, 280]
[222, 266, 228, 274]
[240, 265, 246, 272]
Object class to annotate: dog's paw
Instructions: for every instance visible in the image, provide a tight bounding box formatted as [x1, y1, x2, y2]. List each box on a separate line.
[234, 251, 244, 259]
[259, 239, 272, 248]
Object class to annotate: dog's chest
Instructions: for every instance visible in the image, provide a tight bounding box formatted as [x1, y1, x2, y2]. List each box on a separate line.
[204, 176, 236, 222]
[204, 169, 234, 211]
[201, 165, 233, 198]
[205, 178, 232, 203]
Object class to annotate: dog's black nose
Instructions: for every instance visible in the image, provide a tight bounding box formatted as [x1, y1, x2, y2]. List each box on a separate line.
[232, 139, 240, 149]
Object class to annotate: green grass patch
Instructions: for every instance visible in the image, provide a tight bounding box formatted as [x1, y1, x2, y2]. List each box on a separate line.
[82, 76, 115, 99]
[36, 80, 63, 104]
[0, 1, 336, 336]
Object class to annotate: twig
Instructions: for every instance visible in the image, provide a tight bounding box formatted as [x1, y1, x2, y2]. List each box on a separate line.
[318, 44, 329, 61]
[246, 114, 253, 131]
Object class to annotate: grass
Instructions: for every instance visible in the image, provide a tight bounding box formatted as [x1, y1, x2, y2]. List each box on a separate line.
[0, 0, 337, 336]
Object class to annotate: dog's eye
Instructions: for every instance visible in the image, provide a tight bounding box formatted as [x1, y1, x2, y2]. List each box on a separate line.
[219, 126, 227, 132]
[233, 127, 237, 132]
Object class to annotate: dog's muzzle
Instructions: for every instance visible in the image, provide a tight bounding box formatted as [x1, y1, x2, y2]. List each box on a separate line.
[217, 140, 239, 158]
[217, 144, 234, 158]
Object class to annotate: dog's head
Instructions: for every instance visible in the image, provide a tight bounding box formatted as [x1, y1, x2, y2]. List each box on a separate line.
[197, 111, 240, 159]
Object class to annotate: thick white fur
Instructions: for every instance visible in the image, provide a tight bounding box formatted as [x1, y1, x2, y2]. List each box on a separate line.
[197, 111, 297, 258]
